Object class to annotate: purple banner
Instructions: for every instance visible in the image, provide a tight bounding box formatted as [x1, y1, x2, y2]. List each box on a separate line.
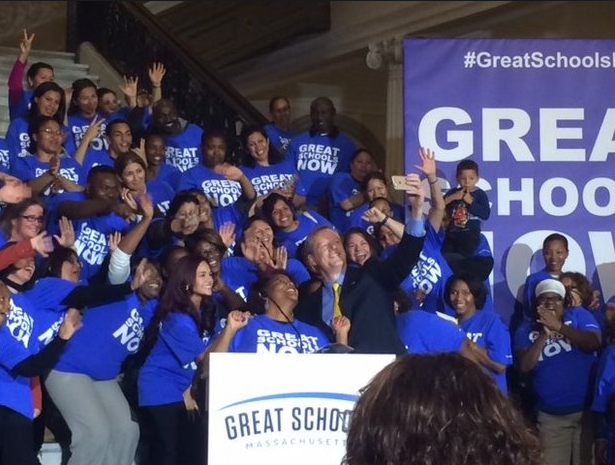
[404, 38, 615, 323]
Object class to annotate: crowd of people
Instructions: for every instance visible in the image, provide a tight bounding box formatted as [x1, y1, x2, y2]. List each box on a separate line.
[0, 29, 613, 465]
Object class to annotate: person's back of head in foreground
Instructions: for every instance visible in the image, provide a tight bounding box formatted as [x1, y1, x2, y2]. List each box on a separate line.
[343, 352, 542, 465]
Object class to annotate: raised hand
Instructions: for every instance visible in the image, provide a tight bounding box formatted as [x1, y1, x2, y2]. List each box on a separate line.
[119, 75, 138, 101]
[148, 62, 166, 88]
[54, 216, 75, 248]
[19, 29, 35, 61]
[30, 231, 54, 257]
[415, 147, 437, 178]
[332, 315, 351, 334]
[362, 206, 387, 224]
[122, 188, 139, 212]
[81, 116, 105, 146]
[218, 222, 236, 249]
[536, 304, 559, 335]
[273, 246, 288, 270]
[226, 310, 251, 331]
[107, 231, 123, 254]
[130, 257, 152, 291]
[137, 192, 155, 220]
[133, 138, 146, 164]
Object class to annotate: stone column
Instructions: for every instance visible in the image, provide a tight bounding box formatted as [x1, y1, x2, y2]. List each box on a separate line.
[366, 37, 404, 201]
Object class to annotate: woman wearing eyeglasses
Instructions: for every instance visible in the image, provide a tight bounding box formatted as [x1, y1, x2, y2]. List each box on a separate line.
[12, 115, 85, 197]
[0, 197, 46, 247]
[514, 278, 602, 465]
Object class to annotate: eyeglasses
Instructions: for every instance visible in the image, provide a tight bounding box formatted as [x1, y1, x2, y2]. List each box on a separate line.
[537, 296, 563, 305]
[21, 215, 44, 224]
[39, 128, 64, 136]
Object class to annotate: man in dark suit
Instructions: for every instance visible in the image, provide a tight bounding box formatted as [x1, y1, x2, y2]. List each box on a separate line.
[294, 174, 426, 355]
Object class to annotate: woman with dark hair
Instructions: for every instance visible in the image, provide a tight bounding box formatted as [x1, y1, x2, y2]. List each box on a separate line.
[328, 148, 377, 230]
[223, 216, 310, 301]
[343, 352, 543, 465]
[138, 254, 249, 465]
[444, 273, 512, 393]
[240, 125, 304, 206]
[12, 115, 85, 197]
[344, 227, 381, 267]
[143, 133, 181, 190]
[0, 197, 46, 246]
[64, 78, 109, 157]
[184, 228, 247, 314]
[233, 270, 349, 352]
[6, 81, 67, 160]
[559, 271, 605, 343]
[515, 278, 601, 465]
[114, 151, 174, 217]
[520, 233, 570, 321]
[8, 29, 55, 122]
[261, 192, 332, 259]
[344, 170, 405, 235]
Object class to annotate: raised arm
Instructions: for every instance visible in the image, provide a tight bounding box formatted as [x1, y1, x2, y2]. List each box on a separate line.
[415, 147, 445, 231]
[148, 62, 166, 106]
[8, 30, 33, 107]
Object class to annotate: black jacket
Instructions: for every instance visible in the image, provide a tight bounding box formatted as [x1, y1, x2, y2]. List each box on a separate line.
[295, 232, 425, 355]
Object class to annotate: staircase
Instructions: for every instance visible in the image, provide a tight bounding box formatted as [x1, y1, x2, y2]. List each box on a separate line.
[0, 46, 99, 137]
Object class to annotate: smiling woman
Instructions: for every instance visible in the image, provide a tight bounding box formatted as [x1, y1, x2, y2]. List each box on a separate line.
[0, 197, 46, 243]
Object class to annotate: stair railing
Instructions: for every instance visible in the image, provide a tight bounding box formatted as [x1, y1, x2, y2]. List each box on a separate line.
[66, 1, 268, 164]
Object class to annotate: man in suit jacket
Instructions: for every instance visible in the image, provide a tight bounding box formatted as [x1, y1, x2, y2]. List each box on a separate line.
[294, 174, 426, 355]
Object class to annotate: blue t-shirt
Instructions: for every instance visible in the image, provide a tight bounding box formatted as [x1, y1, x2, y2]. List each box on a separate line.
[229, 314, 329, 354]
[592, 344, 615, 465]
[12, 153, 85, 196]
[178, 165, 243, 208]
[396, 310, 467, 354]
[274, 211, 332, 259]
[65, 113, 109, 156]
[0, 324, 38, 418]
[55, 293, 157, 380]
[9, 88, 33, 122]
[399, 224, 494, 316]
[25, 277, 78, 348]
[328, 172, 361, 230]
[162, 124, 204, 173]
[138, 311, 214, 406]
[460, 310, 512, 393]
[0, 137, 12, 173]
[514, 306, 600, 414]
[241, 160, 304, 198]
[146, 178, 175, 216]
[155, 163, 182, 191]
[263, 123, 297, 155]
[70, 193, 132, 279]
[286, 131, 356, 205]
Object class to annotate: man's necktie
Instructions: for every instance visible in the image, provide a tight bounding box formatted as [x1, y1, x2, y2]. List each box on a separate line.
[333, 282, 342, 319]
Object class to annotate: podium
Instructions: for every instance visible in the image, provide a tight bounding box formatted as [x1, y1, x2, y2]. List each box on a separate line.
[208, 352, 395, 465]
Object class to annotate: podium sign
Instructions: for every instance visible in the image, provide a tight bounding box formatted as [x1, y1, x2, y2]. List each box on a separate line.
[208, 352, 395, 465]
